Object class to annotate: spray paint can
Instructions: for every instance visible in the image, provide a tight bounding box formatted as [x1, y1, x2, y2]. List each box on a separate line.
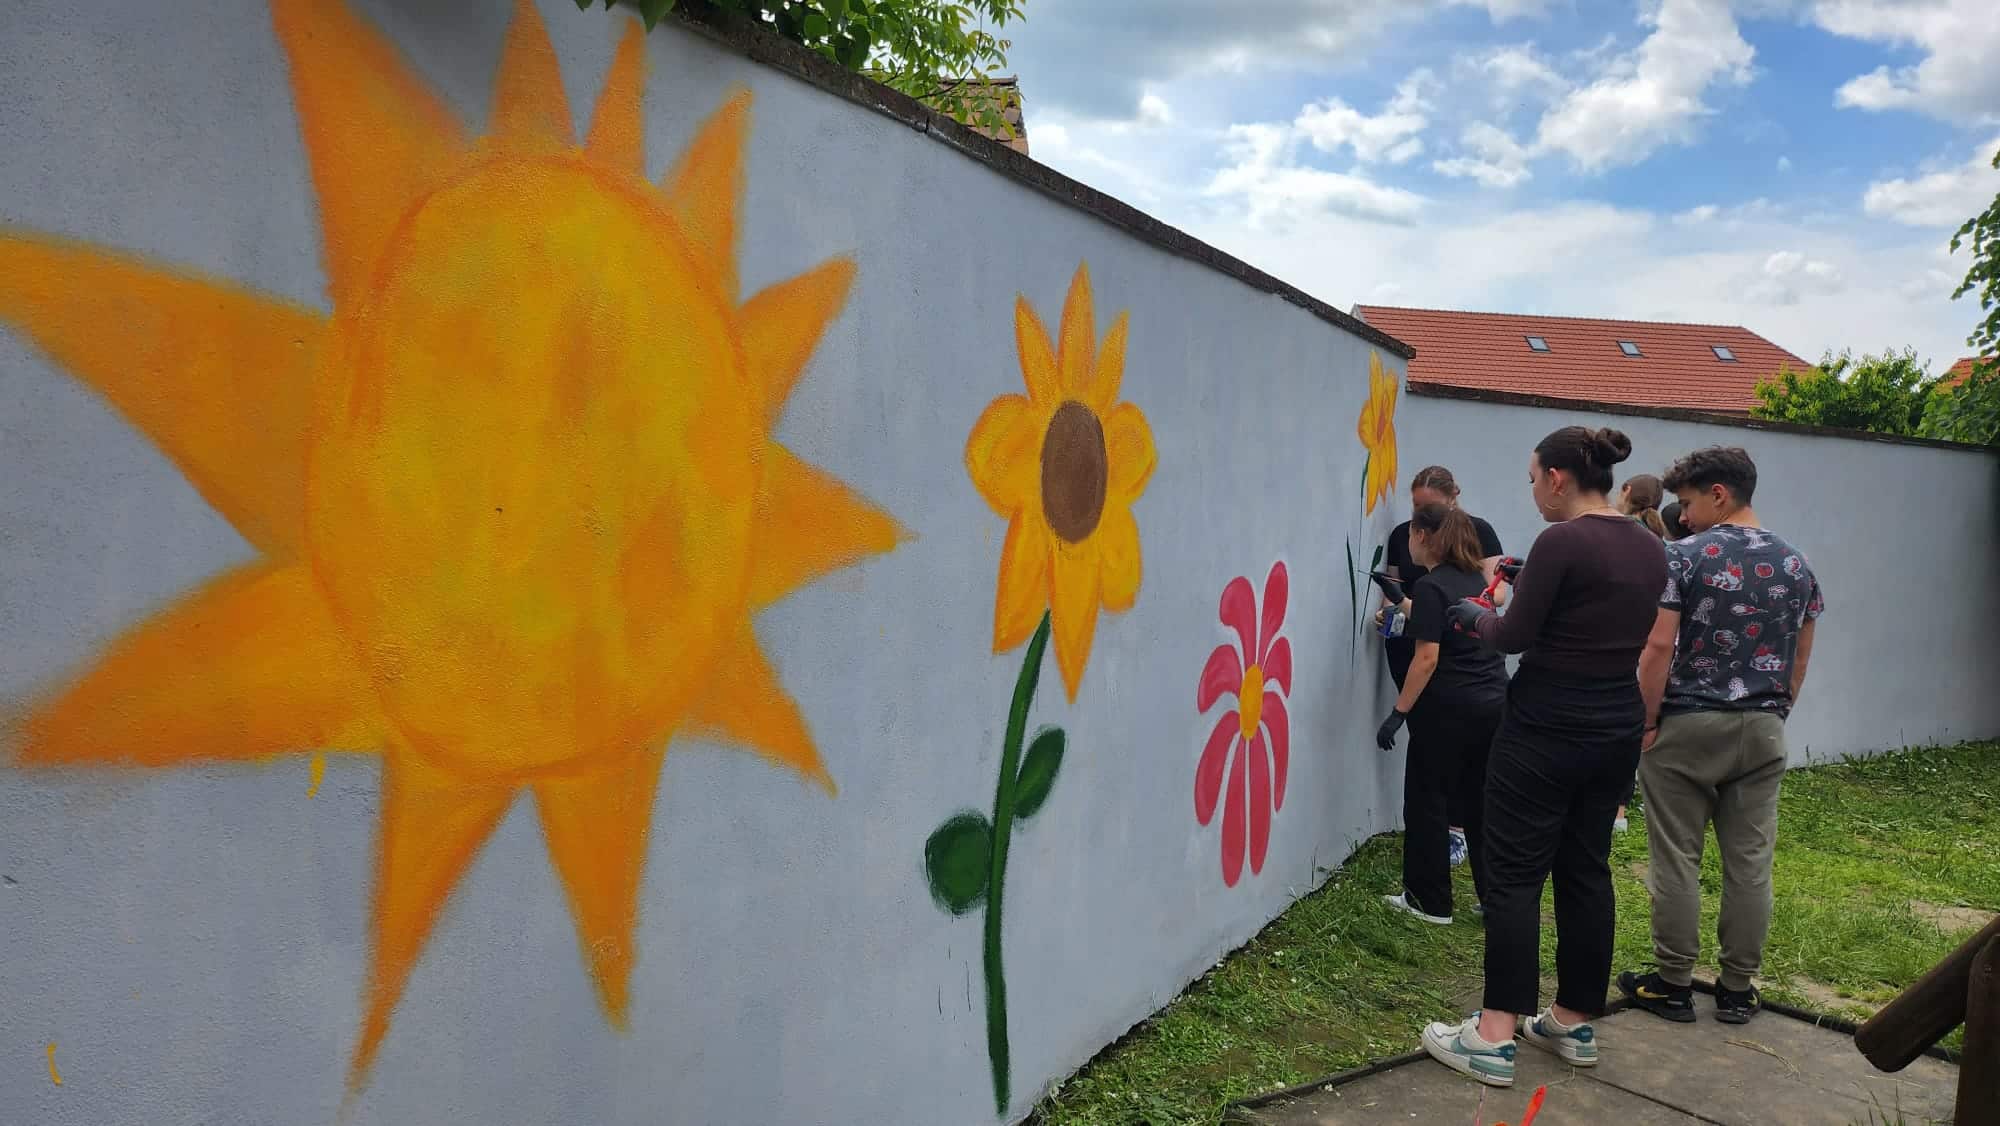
[1379, 606, 1406, 638]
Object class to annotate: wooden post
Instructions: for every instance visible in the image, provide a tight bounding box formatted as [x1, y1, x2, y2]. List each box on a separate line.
[1959, 934, 2000, 1126]
[1857, 915, 2000, 1073]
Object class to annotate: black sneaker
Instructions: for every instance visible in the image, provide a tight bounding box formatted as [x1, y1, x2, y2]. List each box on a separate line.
[1618, 970, 1696, 1023]
[1715, 984, 1762, 1025]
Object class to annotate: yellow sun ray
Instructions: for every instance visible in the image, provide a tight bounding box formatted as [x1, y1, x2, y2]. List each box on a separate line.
[745, 444, 906, 610]
[667, 89, 752, 303]
[488, 0, 574, 150]
[353, 754, 516, 1089]
[684, 629, 833, 793]
[532, 744, 668, 1028]
[269, 0, 469, 307]
[0, 233, 323, 559]
[585, 24, 649, 177]
[741, 257, 857, 425]
[16, 565, 377, 767]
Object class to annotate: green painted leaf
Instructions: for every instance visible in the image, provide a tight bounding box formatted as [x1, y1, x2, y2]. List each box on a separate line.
[640, 0, 675, 29]
[1371, 543, 1384, 570]
[1013, 727, 1065, 819]
[575, 0, 596, 11]
[924, 811, 992, 915]
[1359, 452, 1370, 502]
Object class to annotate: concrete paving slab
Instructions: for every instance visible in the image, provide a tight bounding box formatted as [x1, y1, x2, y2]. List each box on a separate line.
[1235, 1007, 1955, 1126]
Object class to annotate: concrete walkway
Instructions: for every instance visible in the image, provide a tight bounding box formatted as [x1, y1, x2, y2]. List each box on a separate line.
[1236, 1005, 1957, 1125]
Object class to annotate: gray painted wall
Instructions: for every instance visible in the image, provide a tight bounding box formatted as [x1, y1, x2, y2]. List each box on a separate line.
[0, 3, 1406, 1123]
[1401, 392, 2000, 762]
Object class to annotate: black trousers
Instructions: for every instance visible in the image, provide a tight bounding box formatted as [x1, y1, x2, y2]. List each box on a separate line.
[1481, 668, 1642, 1017]
[1401, 696, 1501, 917]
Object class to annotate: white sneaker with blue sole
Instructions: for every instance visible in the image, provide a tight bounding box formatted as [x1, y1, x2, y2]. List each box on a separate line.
[1519, 1009, 1598, 1067]
[1421, 1014, 1516, 1088]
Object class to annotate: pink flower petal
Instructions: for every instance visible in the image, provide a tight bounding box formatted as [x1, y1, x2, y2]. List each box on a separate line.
[1194, 714, 1235, 825]
[1262, 692, 1289, 811]
[1247, 730, 1272, 876]
[1196, 643, 1243, 713]
[1219, 575, 1257, 665]
[1264, 636, 1293, 697]
[1260, 562, 1289, 664]
[1221, 737, 1247, 887]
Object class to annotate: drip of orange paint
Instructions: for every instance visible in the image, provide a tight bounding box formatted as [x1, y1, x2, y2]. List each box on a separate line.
[307, 752, 326, 798]
[46, 1042, 61, 1085]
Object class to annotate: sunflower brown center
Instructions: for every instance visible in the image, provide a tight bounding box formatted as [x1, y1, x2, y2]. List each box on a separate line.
[1040, 400, 1108, 543]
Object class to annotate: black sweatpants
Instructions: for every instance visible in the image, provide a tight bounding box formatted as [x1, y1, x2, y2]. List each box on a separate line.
[1481, 669, 1642, 1017]
[1401, 697, 1502, 917]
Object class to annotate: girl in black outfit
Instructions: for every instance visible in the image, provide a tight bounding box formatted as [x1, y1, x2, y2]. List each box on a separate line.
[1376, 505, 1509, 925]
[1419, 427, 1668, 1089]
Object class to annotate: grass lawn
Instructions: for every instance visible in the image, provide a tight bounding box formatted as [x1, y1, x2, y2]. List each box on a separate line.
[1029, 741, 2000, 1125]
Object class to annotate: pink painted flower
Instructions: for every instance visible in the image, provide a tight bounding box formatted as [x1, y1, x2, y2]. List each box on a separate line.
[1195, 561, 1294, 886]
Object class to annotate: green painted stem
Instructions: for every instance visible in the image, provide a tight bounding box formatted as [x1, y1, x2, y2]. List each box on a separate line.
[984, 610, 1050, 1116]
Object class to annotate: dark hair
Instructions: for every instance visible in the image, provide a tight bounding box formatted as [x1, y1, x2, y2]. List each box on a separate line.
[1661, 501, 1692, 539]
[1662, 446, 1757, 505]
[1620, 474, 1668, 538]
[1409, 465, 1460, 500]
[1410, 503, 1485, 573]
[1533, 426, 1631, 494]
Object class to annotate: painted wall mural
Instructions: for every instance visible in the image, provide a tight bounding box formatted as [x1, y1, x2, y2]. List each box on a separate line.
[1195, 562, 1294, 887]
[0, 0, 903, 1095]
[927, 262, 1156, 1114]
[1347, 351, 1402, 649]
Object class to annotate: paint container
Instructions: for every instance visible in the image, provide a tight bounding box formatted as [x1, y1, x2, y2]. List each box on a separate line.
[1378, 607, 1405, 638]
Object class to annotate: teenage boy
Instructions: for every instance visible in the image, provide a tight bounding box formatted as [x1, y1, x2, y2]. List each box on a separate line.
[1620, 446, 1823, 1025]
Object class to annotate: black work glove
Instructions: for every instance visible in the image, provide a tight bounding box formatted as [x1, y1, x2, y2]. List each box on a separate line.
[1496, 555, 1525, 583]
[1446, 597, 1491, 638]
[1376, 708, 1408, 751]
[1370, 572, 1406, 604]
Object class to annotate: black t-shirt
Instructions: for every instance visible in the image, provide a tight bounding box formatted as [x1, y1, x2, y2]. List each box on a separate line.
[1407, 566, 1509, 710]
[1382, 514, 1503, 685]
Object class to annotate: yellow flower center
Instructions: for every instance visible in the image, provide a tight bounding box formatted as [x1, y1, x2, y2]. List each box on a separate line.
[1238, 664, 1264, 739]
[1040, 400, 1108, 543]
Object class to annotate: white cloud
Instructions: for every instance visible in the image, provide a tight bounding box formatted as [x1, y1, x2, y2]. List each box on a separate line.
[1815, 0, 2000, 123]
[1462, 44, 1568, 102]
[1742, 250, 1847, 305]
[1206, 123, 1427, 224]
[1534, 0, 1755, 170]
[1296, 72, 1437, 164]
[1449, 0, 1553, 18]
[1676, 203, 1721, 224]
[1433, 122, 1535, 187]
[1777, 155, 1793, 172]
[1137, 94, 1175, 127]
[1862, 136, 2000, 226]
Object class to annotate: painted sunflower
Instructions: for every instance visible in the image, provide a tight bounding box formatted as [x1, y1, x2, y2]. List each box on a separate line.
[1357, 350, 1399, 516]
[965, 263, 1155, 700]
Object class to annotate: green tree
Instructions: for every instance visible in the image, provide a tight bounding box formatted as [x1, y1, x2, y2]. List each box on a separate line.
[1921, 145, 2000, 447]
[1752, 349, 1940, 435]
[580, 0, 1024, 134]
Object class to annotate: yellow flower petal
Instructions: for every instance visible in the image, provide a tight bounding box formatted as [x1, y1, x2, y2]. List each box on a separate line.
[993, 513, 1052, 653]
[1098, 503, 1142, 613]
[1014, 295, 1059, 404]
[1103, 401, 1156, 504]
[1057, 263, 1096, 396]
[965, 394, 1044, 515]
[1088, 311, 1129, 413]
[1049, 539, 1102, 701]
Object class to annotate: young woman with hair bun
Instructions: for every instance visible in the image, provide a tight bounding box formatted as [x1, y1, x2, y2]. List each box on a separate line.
[1417, 426, 1668, 1089]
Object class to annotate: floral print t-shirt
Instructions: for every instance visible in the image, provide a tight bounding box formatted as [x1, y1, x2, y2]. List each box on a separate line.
[1660, 524, 1825, 717]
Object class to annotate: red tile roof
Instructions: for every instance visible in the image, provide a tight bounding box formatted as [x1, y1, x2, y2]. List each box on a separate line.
[1943, 356, 1989, 389]
[1353, 305, 1812, 413]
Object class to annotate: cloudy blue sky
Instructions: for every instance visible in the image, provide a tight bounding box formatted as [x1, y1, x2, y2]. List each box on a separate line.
[1000, 0, 1999, 371]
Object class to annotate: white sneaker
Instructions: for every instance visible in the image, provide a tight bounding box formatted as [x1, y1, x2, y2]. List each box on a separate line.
[1519, 1008, 1598, 1067]
[1383, 892, 1452, 926]
[1422, 1014, 1516, 1087]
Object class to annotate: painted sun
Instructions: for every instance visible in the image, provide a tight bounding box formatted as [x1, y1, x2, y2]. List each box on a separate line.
[0, 0, 902, 1089]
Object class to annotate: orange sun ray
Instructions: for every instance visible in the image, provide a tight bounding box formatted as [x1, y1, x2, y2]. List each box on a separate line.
[684, 628, 833, 793]
[488, 0, 574, 150]
[666, 89, 752, 303]
[741, 257, 858, 426]
[15, 564, 378, 767]
[745, 445, 906, 611]
[0, 233, 323, 559]
[532, 745, 668, 1028]
[352, 754, 517, 1089]
[269, 0, 470, 308]
[585, 24, 649, 177]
